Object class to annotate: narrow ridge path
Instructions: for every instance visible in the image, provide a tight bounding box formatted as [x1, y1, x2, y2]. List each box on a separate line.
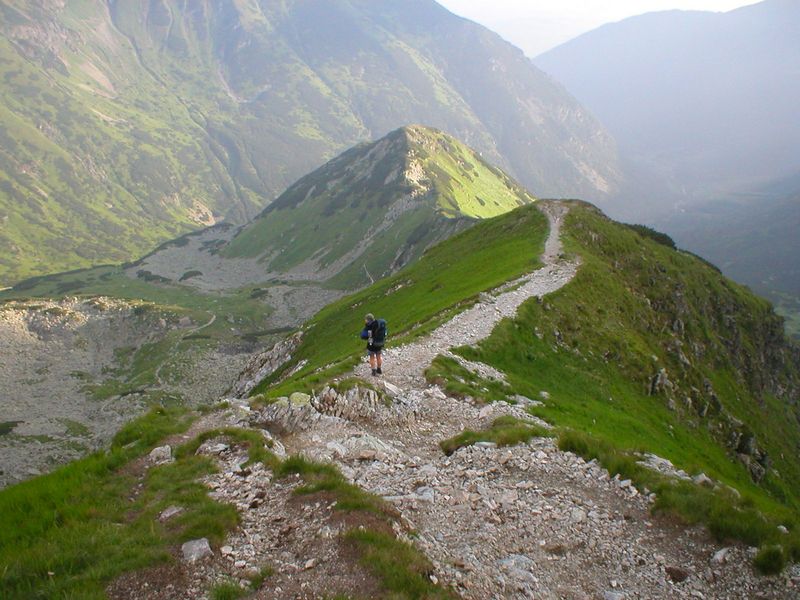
[282, 201, 792, 599]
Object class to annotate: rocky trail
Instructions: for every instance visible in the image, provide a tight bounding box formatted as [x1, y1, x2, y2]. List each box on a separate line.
[111, 202, 799, 599]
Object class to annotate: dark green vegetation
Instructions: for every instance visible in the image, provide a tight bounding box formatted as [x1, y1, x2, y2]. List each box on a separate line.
[439, 416, 553, 456]
[426, 202, 800, 564]
[346, 529, 455, 600]
[224, 126, 536, 290]
[250, 204, 548, 397]
[0, 0, 617, 286]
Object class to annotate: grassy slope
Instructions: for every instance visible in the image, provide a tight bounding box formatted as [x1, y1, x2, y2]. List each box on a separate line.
[222, 126, 535, 290]
[0, 1, 243, 285]
[252, 203, 549, 397]
[454, 203, 800, 526]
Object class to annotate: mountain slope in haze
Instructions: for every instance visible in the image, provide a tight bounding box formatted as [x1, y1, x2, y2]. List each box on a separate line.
[0, 0, 618, 285]
[4, 126, 538, 328]
[536, 0, 800, 206]
[665, 187, 800, 338]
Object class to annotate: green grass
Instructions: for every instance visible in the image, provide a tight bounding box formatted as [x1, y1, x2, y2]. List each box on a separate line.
[754, 545, 788, 575]
[209, 580, 248, 600]
[440, 416, 553, 456]
[275, 456, 388, 515]
[0, 409, 291, 599]
[0, 406, 200, 599]
[251, 203, 548, 398]
[346, 529, 456, 600]
[425, 355, 514, 403]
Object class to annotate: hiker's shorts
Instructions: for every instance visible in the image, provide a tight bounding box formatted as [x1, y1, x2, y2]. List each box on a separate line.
[367, 344, 383, 355]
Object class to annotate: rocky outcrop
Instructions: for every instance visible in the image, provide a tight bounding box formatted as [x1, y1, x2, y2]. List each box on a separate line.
[229, 332, 303, 398]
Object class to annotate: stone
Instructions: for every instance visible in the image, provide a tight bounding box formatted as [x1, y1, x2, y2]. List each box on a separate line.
[149, 445, 172, 464]
[289, 392, 311, 407]
[539, 390, 551, 400]
[778, 525, 789, 535]
[415, 486, 435, 503]
[603, 593, 625, 600]
[570, 508, 587, 524]
[325, 441, 348, 458]
[479, 405, 494, 419]
[181, 538, 212, 562]
[304, 558, 318, 570]
[221, 545, 234, 556]
[382, 381, 402, 397]
[205, 443, 230, 455]
[665, 565, 690, 583]
[158, 505, 184, 522]
[234, 560, 247, 568]
[711, 548, 730, 566]
[692, 473, 714, 488]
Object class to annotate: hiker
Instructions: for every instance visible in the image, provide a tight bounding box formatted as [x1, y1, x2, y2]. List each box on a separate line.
[360, 313, 387, 376]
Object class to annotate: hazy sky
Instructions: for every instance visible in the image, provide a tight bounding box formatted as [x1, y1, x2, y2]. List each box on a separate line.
[437, 1, 758, 56]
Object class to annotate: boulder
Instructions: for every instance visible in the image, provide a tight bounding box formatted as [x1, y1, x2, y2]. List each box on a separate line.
[181, 538, 213, 562]
[149, 445, 172, 464]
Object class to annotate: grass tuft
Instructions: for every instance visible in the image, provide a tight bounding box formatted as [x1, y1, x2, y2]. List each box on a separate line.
[440, 416, 552, 455]
[754, 545, 787, 575]
[346, 529, 456, 599]
[209, 580, 247, 600]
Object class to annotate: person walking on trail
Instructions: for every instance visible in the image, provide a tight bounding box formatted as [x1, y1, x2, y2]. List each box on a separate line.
[360, 313, 387, 376]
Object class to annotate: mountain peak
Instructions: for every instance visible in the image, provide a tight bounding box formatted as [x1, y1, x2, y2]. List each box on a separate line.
[223, 127, 536, 287]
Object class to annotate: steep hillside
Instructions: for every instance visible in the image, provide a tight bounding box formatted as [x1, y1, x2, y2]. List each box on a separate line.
[536, 0, 800, 205]
[0, 0, 618, 285]
[254, 202, 800, 569]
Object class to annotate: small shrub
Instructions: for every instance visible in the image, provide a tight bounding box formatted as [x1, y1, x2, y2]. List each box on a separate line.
[754, 545, 786, 575]
[209, 580, 246, 600]
[179, 270, 203, 282]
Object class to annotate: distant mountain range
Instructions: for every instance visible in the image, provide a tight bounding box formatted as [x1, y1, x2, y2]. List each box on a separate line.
[536, 0, 800, 335]
[536, 0, 800, 215]
[0, 0, 618, 285]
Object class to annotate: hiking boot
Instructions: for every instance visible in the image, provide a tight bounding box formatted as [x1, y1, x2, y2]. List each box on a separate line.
[376, 368, 382, 374]
[371, 369, 378, 376]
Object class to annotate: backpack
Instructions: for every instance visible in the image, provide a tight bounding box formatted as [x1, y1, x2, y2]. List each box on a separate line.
[373, 318, 387, 346]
